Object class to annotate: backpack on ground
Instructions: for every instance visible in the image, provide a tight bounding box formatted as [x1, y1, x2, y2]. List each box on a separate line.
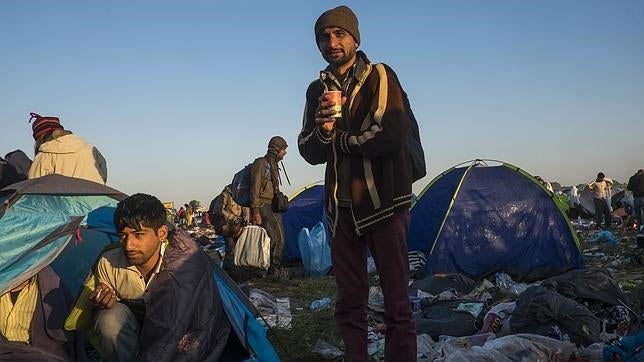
[231, 163, 252, 207]
[374, 63, 427, 182]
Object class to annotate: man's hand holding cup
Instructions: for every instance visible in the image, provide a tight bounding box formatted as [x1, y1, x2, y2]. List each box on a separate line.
[316, 90, 345, 133]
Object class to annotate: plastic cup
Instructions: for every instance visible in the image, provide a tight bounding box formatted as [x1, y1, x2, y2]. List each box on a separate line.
[324, 90, 342, 118]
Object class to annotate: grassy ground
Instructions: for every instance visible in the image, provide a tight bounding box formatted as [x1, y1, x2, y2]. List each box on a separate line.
[243, 274, 343, 361]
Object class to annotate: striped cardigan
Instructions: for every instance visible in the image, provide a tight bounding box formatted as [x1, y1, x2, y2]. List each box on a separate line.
[298, 51, 413, 236]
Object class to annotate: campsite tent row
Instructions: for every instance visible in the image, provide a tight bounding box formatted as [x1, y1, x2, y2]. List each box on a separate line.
[0, 160, 584, 358]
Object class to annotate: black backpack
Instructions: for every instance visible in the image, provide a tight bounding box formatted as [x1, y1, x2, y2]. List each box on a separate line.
[374, 63, 427, 182]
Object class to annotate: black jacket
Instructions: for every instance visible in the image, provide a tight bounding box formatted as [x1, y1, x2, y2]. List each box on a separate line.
[298, 51, 413, 236]
[627, 171, 644, 197]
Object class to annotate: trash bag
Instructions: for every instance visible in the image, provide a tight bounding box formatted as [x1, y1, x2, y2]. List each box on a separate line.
[541, 268, 630, 310]
[415, 299, 482, 339]
[510, 286, 601, 347]
[410, 273, 477, 295]
[298, 222, 331, 277]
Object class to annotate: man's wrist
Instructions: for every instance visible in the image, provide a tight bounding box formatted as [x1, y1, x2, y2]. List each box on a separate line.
[316, 125, 334, 143]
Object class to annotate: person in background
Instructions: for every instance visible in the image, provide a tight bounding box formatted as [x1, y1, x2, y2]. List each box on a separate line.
[185, 204, 194, 227]
[177, 206, 186, 226]
[89, 193, 232, 361]
[4, 150, 32, 182]
[627, 169, 644, 231]
[0, 157, 20, 189]
[298, 5, 417, 360]
[27, 113, 107, 184]
[249, 136, 288, 269]
[587, 172, 613, 229]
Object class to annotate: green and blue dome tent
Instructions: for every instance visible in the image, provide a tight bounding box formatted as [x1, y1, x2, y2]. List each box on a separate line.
[407, 160, 583, 282]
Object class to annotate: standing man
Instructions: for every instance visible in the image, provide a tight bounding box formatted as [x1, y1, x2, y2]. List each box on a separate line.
[587, 172, 613, 229]
[298, 5, 416, 360]
[27, 113, 108, 184]
[627, 169, 644, 232]
[89, 193, 232, 361]
[249, 136, 288, 268]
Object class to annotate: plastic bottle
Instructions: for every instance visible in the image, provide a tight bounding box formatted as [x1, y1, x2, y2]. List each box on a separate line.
[310, 297, 332, 312]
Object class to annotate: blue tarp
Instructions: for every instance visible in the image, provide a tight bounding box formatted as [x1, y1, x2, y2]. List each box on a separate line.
[282, 184, 325, 263]
[0, 194, 119, 295]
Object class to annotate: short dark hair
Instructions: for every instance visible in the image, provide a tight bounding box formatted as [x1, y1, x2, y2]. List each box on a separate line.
[597, 172, 605, 179]
[114, 193, 167, 232]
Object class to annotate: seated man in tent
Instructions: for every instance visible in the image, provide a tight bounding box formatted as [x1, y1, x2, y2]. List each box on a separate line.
[0, 266, 76, 361]
[89, 193, 235, 361]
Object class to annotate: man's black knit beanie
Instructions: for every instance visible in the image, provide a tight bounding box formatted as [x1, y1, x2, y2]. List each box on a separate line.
[268, 136, 288, 151]
[314, 5, 360, 46]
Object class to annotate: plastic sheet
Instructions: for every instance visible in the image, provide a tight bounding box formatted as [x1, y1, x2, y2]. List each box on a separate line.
[297, 222, 332, 277]
[495, 272, 530, 295]
[436, 333, 576, 362]
[589, 230, 618, 245]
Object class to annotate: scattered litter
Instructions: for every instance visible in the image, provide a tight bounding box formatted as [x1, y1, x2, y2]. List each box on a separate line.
[437, 288, 459, 301]
[367, 256, 377, 274]
[249, 288, 292, 329]
[495, 272, 530, 295]
[309, 297, 331, 312]
[367, 329, 383, 356]
[436, 334, 576, 362]
[454, 303, 484, 318]
[416, 334, 435, 360]
[590, 230, 618, 244]
[311, 339, 343, 358]
[368, 286, 385, 312]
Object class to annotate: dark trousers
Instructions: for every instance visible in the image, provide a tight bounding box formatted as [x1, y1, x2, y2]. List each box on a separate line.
[331, 208, 416, 362]
[593, 197, 611, 228]
[634, 196, 644, 229]
[258, 204, 285, 265]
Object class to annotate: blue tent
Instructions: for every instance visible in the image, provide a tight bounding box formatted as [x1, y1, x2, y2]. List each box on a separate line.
[282, 182, 325, 263]
[0, 175, 279, 361]
[0, 174, 125, 296]
[407, 160, 583, 281]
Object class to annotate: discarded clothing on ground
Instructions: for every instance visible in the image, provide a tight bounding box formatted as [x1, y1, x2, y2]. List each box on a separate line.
[541, 267, 630, 310]
[509, 286, 600, 346]
[415, 299, 482, 339]
[410, 273, 477, 295]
